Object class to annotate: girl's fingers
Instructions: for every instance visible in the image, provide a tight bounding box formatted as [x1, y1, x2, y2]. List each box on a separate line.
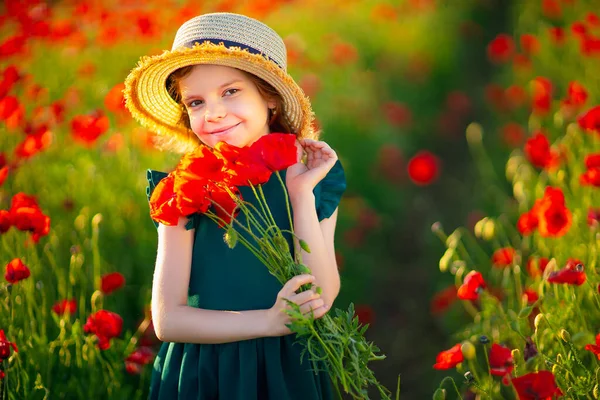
[298, 298, 325, 314]
[287, 288, 319, 305]
[281, 274, 315, 298]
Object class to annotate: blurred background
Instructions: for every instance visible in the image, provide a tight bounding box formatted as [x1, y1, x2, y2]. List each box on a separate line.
[2, 0, 598, 398]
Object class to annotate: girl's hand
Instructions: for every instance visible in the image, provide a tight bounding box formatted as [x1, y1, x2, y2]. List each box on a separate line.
[265, 274, 329, 337]
[286, 139, 338, 197]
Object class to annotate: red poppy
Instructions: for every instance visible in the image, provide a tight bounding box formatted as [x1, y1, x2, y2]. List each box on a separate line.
[209, 185, 240, 227]
[331, 41, 358, 65]
[512, 370, 562, 399]
[512, 54, 532, 72]
[523, 288, 539, 304]
[0, 210, 10, 233]
[578, 105, 600, 133]
[433, 343, 464, 370]
[585, 333, 600, 360]
[14, 126, 53, 159]
[70, 111, 110, 146]
[0, 65, 21, 98]
[407, 151, 440, 185]
[52, 298, 77, 315]
[83, 310, 123, 350]
[547, 258, 586, 286]
[485, 83, 509, 112]
[581, 154, 600, 187]
[457, 271, 486, 300]
[354, 304, 375, 326]
[521, 187, 571, 238]
[5, 258, 30, 284]
[101, 272, 125, 294]
[491, 247, 516, 268]
[501, 123, 526, 147]
[581, 168, 600, 186]
[571, 22, 587, 39]
[125, 346, 155, 375]
[9, 192, 51, 242]
[431, 285, 458, 315]
[148, 174, 180, 226]
[0, 330, 18, 361]
[298, 74, 321, 98]
[541, 0, 562, 19]
[0, 96, 20, 121]
[382, 102, 412, 127]
[489, 343, 514, 376]
[548, 27, 565, 45]
[526, 257, 549, 277]
[505, 85, 528, 109]
[0, 165, 7, 187]
[531, 77, 553, 116]
[104, 83, 127, 116]
[178, 145, 227, 183]
[216, 142, 272, 186]
[487, 34, 515, 63]
[248, 133, 297, 172]
[587, 12, 600, 27]
[562, 81, 588, 110]
[588, 208, 600, 227]
[520, 34, 540, 55]
[0, 34, 26, 58]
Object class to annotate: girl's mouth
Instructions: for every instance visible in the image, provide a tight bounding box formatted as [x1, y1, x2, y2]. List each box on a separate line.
[209, 123, 241, 136]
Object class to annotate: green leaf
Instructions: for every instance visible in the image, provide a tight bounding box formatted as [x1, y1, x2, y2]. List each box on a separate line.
[518, 306, 533, 319]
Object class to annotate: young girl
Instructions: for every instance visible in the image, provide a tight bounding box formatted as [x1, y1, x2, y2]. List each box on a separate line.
[124, 12, 346, 400]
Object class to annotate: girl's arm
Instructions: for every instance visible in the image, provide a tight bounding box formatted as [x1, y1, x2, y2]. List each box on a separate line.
[290, 194, 341, 308]
[151, 216, 326, 343]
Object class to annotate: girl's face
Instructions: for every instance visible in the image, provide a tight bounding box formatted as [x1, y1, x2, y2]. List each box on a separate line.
[179, 64, 275, 149]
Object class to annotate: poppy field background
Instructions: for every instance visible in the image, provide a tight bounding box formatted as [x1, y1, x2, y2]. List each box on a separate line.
[2, 0, 599, 398]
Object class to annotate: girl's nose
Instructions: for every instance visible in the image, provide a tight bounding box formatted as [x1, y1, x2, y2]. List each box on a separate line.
[204, 102, 227, 122]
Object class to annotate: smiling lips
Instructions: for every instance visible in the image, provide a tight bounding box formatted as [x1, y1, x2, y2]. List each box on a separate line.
[206, 123, 240, 135]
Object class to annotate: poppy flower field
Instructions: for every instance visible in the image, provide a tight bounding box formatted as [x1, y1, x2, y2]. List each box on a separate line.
[430, 0, 600, 398]
[1, 0, 599, 399]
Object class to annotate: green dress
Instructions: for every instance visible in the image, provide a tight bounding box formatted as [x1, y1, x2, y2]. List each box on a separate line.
[145, 160, 346, 400]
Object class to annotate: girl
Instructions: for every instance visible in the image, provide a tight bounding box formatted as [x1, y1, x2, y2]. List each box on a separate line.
[124, 12, 346, 400]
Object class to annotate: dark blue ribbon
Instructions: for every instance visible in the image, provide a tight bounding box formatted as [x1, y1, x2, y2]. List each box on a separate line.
[182, 38, 283, 69]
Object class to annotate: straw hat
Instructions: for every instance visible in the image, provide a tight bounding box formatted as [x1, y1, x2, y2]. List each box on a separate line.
[124, 12, 315, 153]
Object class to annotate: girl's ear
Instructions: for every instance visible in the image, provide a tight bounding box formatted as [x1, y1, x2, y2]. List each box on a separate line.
[266, 97, 277, 110]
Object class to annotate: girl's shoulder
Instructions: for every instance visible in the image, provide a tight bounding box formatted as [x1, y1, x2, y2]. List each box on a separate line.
[145, 169, 198, 230]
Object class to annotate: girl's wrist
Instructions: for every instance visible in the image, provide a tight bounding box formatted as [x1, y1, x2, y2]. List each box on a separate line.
[288, 189, 315, 205]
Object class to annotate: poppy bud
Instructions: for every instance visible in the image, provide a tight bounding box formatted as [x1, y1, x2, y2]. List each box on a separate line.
[446, 230, 461, 249]
[534, 313, 544, 330]
[273, 235, 288, 252]
[299, 239, 311, 253]
[552, 364, 559, 375]
[481, 219, 496, 241]
[466, 123, 483, 145]
[559, 329, 571, 342]
[296, 264, 311, 274]
[464, 371, 474, 384]
[224, 227, 238, 249]
[461, 341, 476, 360]
[511, 349, 520, 360]
[556, 353, 563, 364]
[433, 388, 446, 400]
[593, 384, 599, 399]
[439, 248, 454, 272]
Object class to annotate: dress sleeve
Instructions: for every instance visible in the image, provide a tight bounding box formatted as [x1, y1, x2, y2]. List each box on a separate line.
[312, 159, 347, 221]
[146, 169, 199, 231]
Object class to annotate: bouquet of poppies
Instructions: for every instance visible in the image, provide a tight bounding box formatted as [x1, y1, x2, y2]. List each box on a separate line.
[149, 133, 390, 399]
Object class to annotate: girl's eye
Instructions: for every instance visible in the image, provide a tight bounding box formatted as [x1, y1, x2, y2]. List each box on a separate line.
[224, 88, 239, 96]
[188, 100, 204, 107]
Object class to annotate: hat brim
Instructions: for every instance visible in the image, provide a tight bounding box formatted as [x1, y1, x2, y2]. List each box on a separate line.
[124, 41, 315, 152]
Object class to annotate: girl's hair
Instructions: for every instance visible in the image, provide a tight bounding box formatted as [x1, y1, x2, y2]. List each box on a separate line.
[166, 65, 294, 149]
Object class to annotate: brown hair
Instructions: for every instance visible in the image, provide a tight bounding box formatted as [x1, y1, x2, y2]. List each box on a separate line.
[166, 65, 295, 148]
